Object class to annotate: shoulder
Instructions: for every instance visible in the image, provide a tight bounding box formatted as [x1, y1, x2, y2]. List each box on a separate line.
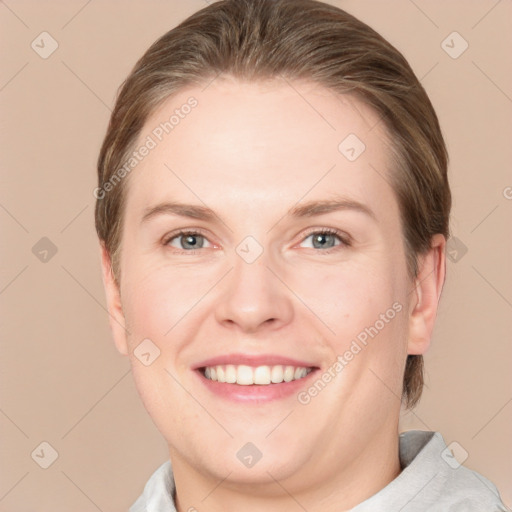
[400, 430, 507, 511]
[352, 430, 508, 511]
[129, 460, 176, 512]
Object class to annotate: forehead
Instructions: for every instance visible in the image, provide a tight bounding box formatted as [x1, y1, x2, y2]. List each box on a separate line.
[124, 77, 398, 224]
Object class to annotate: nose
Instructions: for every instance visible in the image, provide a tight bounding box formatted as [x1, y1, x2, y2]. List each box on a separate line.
[214, 246, 294, 334]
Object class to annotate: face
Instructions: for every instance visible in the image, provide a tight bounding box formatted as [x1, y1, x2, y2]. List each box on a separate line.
[102, 77, 444, 494]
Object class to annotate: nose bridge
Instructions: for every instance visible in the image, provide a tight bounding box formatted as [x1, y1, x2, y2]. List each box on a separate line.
[214, 235, 293, 332]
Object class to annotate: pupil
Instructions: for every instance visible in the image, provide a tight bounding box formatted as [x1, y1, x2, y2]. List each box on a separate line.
[184, 234, 200, 249]
[315, 234, 332, 248]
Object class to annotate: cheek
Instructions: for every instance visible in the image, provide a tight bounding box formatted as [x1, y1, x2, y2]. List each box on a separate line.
[299, 259, 398, 331]
[121, 260, 212, 341]
[130, 359, 207, 450]
[304, 258, 408, 379]
[121, 269, 207, 437]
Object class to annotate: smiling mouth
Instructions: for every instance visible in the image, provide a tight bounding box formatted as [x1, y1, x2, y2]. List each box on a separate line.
[199, 364, 315, 385]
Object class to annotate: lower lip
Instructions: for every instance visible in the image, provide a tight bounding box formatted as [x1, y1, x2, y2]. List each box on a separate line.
[195, 369, 319, 403]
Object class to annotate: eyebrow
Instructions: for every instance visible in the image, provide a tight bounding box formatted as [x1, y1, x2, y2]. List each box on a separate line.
[141, 197, 377, 224]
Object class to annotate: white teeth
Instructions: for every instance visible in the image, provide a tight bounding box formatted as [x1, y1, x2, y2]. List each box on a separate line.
[225, 364, 237, 383]
[254, 365, 271, 385]
[271, 365, 284, 383]
[294, 367, 307, 380]
[237, 365, 254, 385]
[283, 366, 294, 382]
[202, 364, 313, 385]
[216, 366, 226, 383]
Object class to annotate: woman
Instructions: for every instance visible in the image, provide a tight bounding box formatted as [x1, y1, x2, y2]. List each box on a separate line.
[95, 0, 506, 510]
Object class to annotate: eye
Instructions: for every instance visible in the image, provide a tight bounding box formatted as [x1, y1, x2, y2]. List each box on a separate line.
[162, 227, 350, 254]
[164, 230, 213, 251]
[299, 228, 350, 252]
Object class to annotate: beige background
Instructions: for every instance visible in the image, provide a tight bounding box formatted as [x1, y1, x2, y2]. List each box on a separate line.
[1, 0, 511, 510]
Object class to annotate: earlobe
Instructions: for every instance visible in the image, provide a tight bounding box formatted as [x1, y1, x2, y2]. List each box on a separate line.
[407, 234, 447, 355]
[99, 243, 129, 356]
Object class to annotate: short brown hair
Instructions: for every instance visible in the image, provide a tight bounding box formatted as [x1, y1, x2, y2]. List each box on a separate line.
[95, 0, 451, 408]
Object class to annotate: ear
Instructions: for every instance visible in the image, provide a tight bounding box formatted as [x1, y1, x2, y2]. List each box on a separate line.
[407, 234, 446, 355]
[99, 243, 129, 356]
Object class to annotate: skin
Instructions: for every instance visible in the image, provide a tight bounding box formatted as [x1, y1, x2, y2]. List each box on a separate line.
[100, 77, 446, 512]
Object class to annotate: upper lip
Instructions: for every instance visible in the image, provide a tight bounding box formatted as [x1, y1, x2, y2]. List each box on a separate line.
[193, 353, 319, 370]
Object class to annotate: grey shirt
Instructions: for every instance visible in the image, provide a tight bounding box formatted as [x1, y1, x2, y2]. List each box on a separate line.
[130, 430, 508, 511]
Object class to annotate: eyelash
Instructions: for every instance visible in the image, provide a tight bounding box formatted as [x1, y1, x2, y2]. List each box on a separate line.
[162, 227, 351, 254]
